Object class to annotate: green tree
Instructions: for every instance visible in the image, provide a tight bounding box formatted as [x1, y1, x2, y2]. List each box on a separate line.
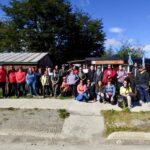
[116, 41, 143, 58]
[102, 46, 114, 57]
[0, 0, 105, 64]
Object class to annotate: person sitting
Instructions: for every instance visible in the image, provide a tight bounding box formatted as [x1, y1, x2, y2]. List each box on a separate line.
[86, 79, 96, 102]
[104, 79, 116, 104]
[76, 80, 88, 102]
[60, 77, 70, 96]
[119, 79, 135, 109]
[96, 80, 105, 103]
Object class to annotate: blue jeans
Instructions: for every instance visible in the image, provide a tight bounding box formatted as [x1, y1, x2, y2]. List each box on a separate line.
[28, 82, 38, 96]
[136, 84, 150, 103]
[76, 93, 89, 101]
[17, 83, 26, 97]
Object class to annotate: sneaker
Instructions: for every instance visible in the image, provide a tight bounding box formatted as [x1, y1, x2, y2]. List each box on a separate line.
[128, 105, 132, 109]
[147, 102, 150, 107]
[139, 100, 143, 106]
[103, 101, 107, 104]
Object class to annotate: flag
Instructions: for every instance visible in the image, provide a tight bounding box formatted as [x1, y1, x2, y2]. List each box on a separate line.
[128, 54, 133, 66]
[142, 55, 145, 68]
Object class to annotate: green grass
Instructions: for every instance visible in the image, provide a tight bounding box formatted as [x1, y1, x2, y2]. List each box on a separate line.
[102, 110, 150, 136]
[58, 109, 70, 119]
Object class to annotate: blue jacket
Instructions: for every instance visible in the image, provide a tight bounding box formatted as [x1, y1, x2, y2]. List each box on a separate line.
[26, 73, 35, 85]
[104, 84, 116, 97]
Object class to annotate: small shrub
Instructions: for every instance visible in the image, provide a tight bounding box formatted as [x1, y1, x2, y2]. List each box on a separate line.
[7, 107, 17, 111]
[58, 109, 70, 119]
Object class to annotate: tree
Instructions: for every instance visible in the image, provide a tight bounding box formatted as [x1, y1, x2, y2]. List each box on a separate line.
[102, 46, 114, 57]
[0, 0, 105, 64]
[115, 41, 143, 58]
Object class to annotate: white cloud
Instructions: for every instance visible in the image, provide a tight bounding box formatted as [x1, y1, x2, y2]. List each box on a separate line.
[109, 27, 124, 34]
[105, 38, 121, 47]
[142, 44, 150, 58]
[143, 44, 150, 52]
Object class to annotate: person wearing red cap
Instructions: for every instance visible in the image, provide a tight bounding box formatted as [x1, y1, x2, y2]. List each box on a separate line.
[0, 65, 7, 97]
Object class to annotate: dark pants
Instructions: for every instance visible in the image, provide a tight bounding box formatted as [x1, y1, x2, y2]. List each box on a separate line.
[136, 84, 150, 103]
[43, 85, 50, 98]
[17, 83, 26, 97]
[116, 82, 123, 94]
[27, 82, 37, 96]
[36, 81, 43, 95]
[0, 82, 6, 97]
[70, 84, 77, 97]
[52, 84, 59, 97]
[8, 83, 17, 97]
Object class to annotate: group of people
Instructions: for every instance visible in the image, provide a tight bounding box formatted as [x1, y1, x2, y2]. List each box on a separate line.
[0, 63, 150, 108]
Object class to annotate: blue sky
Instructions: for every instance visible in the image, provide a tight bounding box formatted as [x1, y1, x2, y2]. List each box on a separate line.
[1, 0, 150, 57]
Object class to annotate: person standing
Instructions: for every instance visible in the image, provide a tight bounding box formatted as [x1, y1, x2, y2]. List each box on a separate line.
[88, 65, 95, 83]
[41, 70, 50, 98]
[116, 65, 127, 93]
[136, 66, 150, 105]
[94, 65, 103, 84]
[51, 69, 60, 97]
[8, 66, 17, 97]
[78, 67, 86, 81]
[26, 68, 38, 97]
[0, 65, 6, 97]
[67, 70, 79, 98]
[16, 67, 26, 98]
[131, 62, 139, 93]
[102, 64, 116, 85]
[59, 65, 67, 79]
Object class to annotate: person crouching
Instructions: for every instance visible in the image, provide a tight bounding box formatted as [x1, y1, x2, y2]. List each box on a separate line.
[76, 80, 88, 102]
[104, 79, 116, 104]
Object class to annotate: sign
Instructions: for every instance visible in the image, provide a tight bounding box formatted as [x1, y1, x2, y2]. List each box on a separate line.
[91, 60, 124, 65]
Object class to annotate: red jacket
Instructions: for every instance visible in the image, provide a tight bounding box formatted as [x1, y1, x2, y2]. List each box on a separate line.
[8, 71, 16, 83]
[0, 68, 6, 82]
[102, 68, 116, 84]
[15, 71, 26, 83]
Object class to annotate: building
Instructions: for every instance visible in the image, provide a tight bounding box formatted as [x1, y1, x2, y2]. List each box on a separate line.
[85, 57, 150, 72]
[0, 52, 53, 69]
